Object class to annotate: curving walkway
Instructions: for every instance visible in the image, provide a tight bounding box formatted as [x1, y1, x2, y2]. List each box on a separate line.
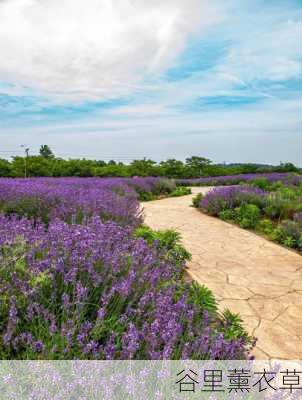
[142, 187, 302, 359]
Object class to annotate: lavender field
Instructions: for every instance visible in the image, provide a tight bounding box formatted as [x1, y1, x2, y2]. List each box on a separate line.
[0, 177, 253, 360]
[177, 172, 302, 187]
[195, 174, 302, 251]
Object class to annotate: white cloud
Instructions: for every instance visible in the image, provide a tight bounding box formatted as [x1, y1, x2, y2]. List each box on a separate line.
[0, 0, 221, 103]
[218, 18, 302, 84]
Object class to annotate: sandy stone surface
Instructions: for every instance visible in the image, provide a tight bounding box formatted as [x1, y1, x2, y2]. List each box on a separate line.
[142, 187, 302, 359]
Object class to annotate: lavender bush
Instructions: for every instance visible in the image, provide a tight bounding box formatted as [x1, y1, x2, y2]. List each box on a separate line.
[177, 172, 302, 187]
[0, 178, 142, 226]
[0, 177, 177, 226]
[124, 177, 176, 200]
[0, 215, 252, 359]
[0, 177, 253, 359]
[199, 186, 268, 216]
[197, 181, 302, 251]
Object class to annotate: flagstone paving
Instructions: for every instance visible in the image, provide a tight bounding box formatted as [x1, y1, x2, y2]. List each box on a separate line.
[142, 187, 302, 359]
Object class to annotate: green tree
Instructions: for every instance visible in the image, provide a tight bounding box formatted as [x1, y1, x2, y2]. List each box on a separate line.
[0, 158, 12, 177]
[185, 156, 212, 177]
[95, 164, 130, 177]
[108, 160, 117, 166]
[129, 159, 159, 176]
[11, 156, 52, 177]
[62, 159, 95, 177]
[39, 144, 54, 159]
[159, 159, 184, 178]
[276, 162, 300, 173]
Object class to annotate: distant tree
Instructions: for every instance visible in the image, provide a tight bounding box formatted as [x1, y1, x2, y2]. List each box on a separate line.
[95, 164, 129, 177]
[276, 162, 300, 173]
[95, 160, 107, 167]
[159, 159, 184, 178]
[185, 156, 212, 177]
[0, 158, 12, 177]
[39, 145, 54, 159]
[129, 158, 158, 176]
[51, 158, 68, 177]
[11, 156, 52, 177]
[63, 159, 95, 177]
[2, 152, 300, 178]
[10, 156, 27, 177]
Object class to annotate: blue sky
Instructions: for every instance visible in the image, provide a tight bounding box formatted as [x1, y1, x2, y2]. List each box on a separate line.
[0, 0, 301, 164]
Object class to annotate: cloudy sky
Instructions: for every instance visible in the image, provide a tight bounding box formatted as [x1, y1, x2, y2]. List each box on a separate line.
[0, 0, 301, 164]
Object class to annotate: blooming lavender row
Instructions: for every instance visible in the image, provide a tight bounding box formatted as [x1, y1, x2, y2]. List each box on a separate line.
[0, 215, 252, 359]
[197, 182, 302, 252]
[177, 172, 302, 187]
[199, 186, 268, 216]
[0, 177, 174, 227]
[0, 177, 253, 359]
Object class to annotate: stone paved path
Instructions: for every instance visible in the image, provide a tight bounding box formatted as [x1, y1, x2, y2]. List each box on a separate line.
[142, 187, 302, 359]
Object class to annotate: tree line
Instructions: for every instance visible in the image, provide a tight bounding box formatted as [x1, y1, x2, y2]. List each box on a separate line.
[0, 145, 300, 178]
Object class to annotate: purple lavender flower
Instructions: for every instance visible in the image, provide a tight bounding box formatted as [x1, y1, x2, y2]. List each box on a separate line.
[177, 172, 301, 187]
[32, 341, 44, 353]
[0, 177, 252, 360]
[200, 186, 267, 215]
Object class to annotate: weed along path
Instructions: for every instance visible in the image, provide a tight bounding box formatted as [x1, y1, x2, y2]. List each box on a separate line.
[142, 187, 302, 359]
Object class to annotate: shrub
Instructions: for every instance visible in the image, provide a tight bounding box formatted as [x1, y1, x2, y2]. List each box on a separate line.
[250, 177, 270, 190]
[154, 178, 176, 195]
[134, 226, 191, 267]
[279, 220, 301, 241]
[278, 186, 298, 200]
[294, 212, 302, 224]
[137, 191, 154, 201]
[282, 236, 296, 248]
[264, 192, 298, 221]
[270, 181, 286, 191]
[256, 219, 275, 236]
[125, 177, 174, 200]
[270, 227, 283, 242]
[126, 178, 178, 200]
[135, 225, 181, 248]
[218, 209, 236, 221]
[235, 204, 261, 229]
[200, 186, 267, 216]
[192, 193, 203, 208]
[169, 187, 191, 197]
[0, 216, 252, 360]
[219, 310, 251, 342]
[272, 220, 302, 249]
[188, 283, 217, 314]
